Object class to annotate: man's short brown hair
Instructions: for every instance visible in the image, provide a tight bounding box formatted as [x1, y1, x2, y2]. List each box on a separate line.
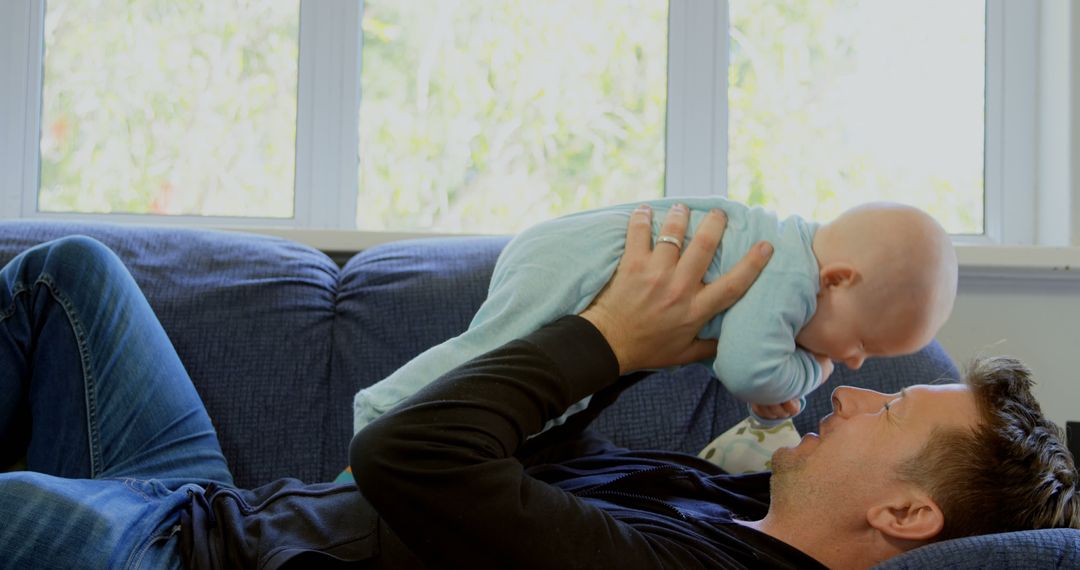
[898, 356, 1079, 541]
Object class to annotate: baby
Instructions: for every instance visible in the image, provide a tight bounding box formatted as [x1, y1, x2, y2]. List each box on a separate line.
[353, 197, 958, 433]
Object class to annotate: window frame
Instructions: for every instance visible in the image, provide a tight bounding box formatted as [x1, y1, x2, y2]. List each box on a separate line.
[0, 0, 362, 230]
[0, 0, 1069, 249]
[982, 0, 1038, 246]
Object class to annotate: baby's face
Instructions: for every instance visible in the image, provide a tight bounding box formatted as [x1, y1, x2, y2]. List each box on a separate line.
[796, 294, 933, 371]
[796, 300, 871, 370]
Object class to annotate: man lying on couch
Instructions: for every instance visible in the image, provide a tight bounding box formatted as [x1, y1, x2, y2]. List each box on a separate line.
[0, 204, 1075, 568]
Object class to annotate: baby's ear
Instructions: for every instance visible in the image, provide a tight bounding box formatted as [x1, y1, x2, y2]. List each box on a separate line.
[819, 262, 860, 289]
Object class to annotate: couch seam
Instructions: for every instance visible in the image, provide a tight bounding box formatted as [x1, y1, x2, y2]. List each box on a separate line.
[323, 269, 343, 482]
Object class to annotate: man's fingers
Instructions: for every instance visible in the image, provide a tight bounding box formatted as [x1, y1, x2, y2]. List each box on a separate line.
[622, 204, 654, 265]
[651, 203, 689, 266]
[675, 208, 726, 285]
[699, 240, 773, 313]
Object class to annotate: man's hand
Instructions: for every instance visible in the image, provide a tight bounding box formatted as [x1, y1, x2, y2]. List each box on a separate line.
[579, 203, 773, 375]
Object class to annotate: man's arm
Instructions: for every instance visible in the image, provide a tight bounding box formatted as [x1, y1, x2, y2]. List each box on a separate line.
[351, 204, 773, 568]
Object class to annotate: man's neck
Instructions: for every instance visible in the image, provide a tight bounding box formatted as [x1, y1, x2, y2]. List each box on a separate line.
[737, 515, 899, 570]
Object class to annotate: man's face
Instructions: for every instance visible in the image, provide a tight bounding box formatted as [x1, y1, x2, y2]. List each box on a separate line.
[769, 383, 980, 518]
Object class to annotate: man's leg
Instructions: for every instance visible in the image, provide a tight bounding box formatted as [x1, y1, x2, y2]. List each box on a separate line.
[0, 235, 231, 483]
[0, 236, 232, 567]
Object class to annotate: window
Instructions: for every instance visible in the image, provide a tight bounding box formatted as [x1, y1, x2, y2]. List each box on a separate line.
[357, 0, 669, 233]
[0, 0, 1057, 245]
[38, 0, 300, 218]
[727, 0, 985, 235]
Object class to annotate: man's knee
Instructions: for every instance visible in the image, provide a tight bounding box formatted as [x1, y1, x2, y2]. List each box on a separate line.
[40, 235, 122, 273]
[43, 235, 116, 263]
[17, 235, 129, 292]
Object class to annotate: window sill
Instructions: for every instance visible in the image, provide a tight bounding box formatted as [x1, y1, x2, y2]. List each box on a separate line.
[955, 244, 1080, 280]
[223, 226, 1080, 281]
[228, 226, 495, 253]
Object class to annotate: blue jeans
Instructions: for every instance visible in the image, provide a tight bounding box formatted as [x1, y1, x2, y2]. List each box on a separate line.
[0, 236, 233, 568]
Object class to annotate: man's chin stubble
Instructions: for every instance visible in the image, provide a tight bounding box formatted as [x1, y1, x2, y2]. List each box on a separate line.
[767, 447, 812, 509]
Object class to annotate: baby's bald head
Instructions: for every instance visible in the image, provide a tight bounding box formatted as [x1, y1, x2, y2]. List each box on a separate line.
[813, 203, 958, 354]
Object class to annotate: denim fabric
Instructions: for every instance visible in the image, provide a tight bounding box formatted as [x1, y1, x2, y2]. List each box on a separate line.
[0, 221, 338, 488]
[0, 236, 232, 568]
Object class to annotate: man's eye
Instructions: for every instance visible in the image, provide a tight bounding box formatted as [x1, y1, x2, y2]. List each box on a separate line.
[882, 401, 891, 412]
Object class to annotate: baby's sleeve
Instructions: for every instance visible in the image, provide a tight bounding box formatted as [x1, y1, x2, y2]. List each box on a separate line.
[353, 211, 627, 433]
[711, 273, 821, 407]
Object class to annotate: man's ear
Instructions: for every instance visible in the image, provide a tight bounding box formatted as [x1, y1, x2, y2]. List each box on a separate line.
[866, 492, 944, 542]
[819, 262, 860, 289]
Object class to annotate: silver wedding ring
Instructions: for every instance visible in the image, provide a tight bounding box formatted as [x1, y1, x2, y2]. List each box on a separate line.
[656, 235, 683, 250]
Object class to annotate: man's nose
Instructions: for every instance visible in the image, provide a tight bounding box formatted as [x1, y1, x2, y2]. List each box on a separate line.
[830, 386, 883, 417]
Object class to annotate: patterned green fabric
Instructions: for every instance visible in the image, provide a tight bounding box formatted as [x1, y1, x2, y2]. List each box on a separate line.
[698, 418, 802, 473]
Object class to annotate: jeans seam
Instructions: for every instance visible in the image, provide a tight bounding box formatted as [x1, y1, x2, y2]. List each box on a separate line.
[36, 273, 103, 478]
[127, 521, 181, 570]
[121, 478, 154, 502]
[0, 282, 28, 323]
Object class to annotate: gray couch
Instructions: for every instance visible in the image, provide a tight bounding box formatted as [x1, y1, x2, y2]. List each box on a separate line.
[1, 220, 1076, 568]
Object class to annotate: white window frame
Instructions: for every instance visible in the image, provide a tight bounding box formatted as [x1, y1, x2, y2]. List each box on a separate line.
[0, 0, 1072, 251]
[982, 0, 1038, 246]
[0, 0, 361, 230]
[663, 0, 728, 201]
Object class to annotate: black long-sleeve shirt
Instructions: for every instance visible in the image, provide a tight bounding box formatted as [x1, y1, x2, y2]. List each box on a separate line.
[181, 316, 824, 568]
[350, 316, 822, 568]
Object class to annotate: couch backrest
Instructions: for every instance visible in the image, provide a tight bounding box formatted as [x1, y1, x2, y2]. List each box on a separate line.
[0, 221, 960, 488]
[328, 236, 506, 476]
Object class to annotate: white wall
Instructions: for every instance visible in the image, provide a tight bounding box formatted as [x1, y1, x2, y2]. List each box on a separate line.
[937, 275, 1080, 427]
[942, 0, 1079, 420]
[941, 0, 1080, 429]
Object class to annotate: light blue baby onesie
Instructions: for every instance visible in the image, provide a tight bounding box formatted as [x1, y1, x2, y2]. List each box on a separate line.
[353, 197, 823, 433]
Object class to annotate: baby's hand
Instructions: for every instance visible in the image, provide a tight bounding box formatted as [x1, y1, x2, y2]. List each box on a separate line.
[813, 353, 835, 387]
[751, 399, 802, 420]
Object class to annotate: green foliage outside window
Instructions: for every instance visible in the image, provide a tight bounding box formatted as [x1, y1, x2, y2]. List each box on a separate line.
[38, 0, 982, 235]
[40, 0, 299, 218]
[728, 0, 984, 234]
[357, 0, 669, 233]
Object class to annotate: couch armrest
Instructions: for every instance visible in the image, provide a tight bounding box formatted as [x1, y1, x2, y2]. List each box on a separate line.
[875, 528, 1080, 569]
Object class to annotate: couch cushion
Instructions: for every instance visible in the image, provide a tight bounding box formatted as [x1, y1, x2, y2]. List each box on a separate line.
[330, 236, 507, 469]
[0, 221, 339, 488]
[336, 236, 960, 458]
[0, 223, 961, 485]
